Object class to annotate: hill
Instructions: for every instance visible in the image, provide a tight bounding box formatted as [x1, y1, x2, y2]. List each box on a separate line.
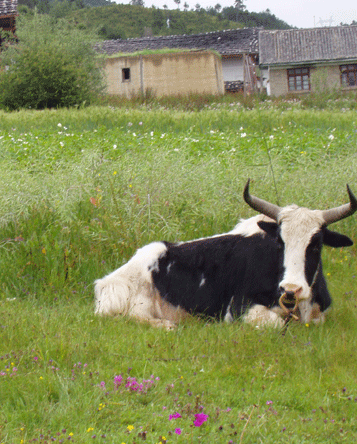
[17, 1, 291, 40]
[69, 4, 291, 40]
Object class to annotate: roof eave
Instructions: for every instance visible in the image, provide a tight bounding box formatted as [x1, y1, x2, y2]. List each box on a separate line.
[260, 57, 357, 69]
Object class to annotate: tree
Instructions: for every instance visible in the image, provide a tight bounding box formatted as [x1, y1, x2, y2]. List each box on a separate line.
[234, 0, 245, 11]
[173, 0, 181, 9]
[215, 3, 221, 13]
[0, 14, 105, 110]
[152, 7, 165, 32]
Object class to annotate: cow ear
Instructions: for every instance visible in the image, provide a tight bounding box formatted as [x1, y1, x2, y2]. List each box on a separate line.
[257, 221, 279, 237]
[323, 228, 353, 247]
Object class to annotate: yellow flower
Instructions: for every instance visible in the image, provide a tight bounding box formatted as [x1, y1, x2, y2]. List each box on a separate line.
[305, 323, 310, 327]
[127, 425, 134, 431]
[87, 428, 94, 433]
[69, 433, 74, 436]
[113, 171, 117, 175]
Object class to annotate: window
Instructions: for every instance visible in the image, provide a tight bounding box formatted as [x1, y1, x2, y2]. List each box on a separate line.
[340, 65, 357, 87]
[122, 68, 131, 82]
[287, 68, 310, 91]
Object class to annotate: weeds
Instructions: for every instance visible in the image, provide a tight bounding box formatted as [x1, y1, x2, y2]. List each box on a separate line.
[1, 103, 357, 442]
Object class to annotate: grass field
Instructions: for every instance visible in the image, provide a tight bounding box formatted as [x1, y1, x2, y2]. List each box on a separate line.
[1, 99, 357, 443]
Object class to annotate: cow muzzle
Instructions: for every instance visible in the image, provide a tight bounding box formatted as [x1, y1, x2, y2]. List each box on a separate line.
[279, 285, 302, 321]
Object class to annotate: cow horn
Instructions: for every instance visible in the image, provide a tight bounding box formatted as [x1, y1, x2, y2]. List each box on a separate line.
[243, 179, 281, 221]
[322, 184, 357, 225]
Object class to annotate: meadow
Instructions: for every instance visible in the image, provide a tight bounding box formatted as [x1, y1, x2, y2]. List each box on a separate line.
[1, 98, 357, 443]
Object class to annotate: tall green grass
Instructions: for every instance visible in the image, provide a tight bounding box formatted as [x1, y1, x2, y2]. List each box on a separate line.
[1, 102, 357, 443]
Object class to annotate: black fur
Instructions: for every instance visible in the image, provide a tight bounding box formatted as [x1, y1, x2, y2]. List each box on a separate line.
[151, 220, 354, 320]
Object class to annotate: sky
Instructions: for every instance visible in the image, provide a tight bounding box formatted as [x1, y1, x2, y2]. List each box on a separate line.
[115, 0, 357, 29]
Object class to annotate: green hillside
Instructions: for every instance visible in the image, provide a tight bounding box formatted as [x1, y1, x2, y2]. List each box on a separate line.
[17, 1, 291, 40]
[70, 4, 238, 39]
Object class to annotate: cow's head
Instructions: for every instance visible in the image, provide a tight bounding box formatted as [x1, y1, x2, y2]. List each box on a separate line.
[243, 179, 356, 306]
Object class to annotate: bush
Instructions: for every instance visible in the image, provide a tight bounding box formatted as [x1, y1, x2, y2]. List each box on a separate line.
[0, 14, 105, 110]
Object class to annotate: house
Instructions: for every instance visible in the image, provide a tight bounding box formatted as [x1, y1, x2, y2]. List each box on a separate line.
[0, 0, 17, 47]
[97, 28, 260, 96]
[105, 50, 224, 97]
[259, 26, 357, 96]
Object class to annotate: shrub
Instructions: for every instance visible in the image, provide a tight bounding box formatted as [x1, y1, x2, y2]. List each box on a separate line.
[0, 13, 105, 110]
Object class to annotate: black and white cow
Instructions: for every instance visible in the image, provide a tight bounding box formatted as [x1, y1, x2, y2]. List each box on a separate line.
[94, 180, 356, 328]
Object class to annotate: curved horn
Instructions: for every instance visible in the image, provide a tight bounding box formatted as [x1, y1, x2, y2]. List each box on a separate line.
[322, 184, 357, 225]
[243, 179, 281, 221]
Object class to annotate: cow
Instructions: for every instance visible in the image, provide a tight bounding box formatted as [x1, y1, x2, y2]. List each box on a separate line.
[94, 180, 356, 329]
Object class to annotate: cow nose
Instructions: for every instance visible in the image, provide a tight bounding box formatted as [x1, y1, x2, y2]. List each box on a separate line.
[284, 291, 296, 302]
[279, 285, 303, 299]
[279, 285, 302, 314]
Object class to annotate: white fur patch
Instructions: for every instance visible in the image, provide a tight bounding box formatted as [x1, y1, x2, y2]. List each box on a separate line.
[278, 206, 325, 302]
[94, 242, 167, 317]
[94, 241, 189, 329]
[224, 297, 234, 323]
[229, 215, 275, 237]
[243, 304, 285, 328]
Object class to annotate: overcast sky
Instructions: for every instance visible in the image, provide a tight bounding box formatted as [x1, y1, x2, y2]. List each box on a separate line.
[115, 0, 357, 29]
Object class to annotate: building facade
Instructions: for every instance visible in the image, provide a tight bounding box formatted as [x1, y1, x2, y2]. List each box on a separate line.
[97, 28, 260, 95]
[105, 50, 224, 97]
[259, 26, 357, 96]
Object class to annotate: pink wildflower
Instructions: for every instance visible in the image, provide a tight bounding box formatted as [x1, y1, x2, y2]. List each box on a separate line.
[169, 413, 182, 420]
[193, 413, 208, 427]
[114, 375, 123, 389]
[174, 428, 182, 435]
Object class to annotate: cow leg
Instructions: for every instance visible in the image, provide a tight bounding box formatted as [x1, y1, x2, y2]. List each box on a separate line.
[299, 302, 325, 324]
[243, 304, 285, 328]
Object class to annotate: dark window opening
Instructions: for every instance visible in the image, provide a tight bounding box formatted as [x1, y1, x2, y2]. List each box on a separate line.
[287, 67, 310, 91]
[122, 68, 131, 82]
[340, 64, 357, 87]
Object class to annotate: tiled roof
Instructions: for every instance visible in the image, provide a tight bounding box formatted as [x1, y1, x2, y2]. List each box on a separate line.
[96, 28, 260, 56]
[0, 0, 17, 16]
[259, 26, 357, 66]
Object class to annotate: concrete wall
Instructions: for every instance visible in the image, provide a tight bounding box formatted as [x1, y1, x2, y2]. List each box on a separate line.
[105, 51, 224, 97]
[267, 64, 354, 97]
